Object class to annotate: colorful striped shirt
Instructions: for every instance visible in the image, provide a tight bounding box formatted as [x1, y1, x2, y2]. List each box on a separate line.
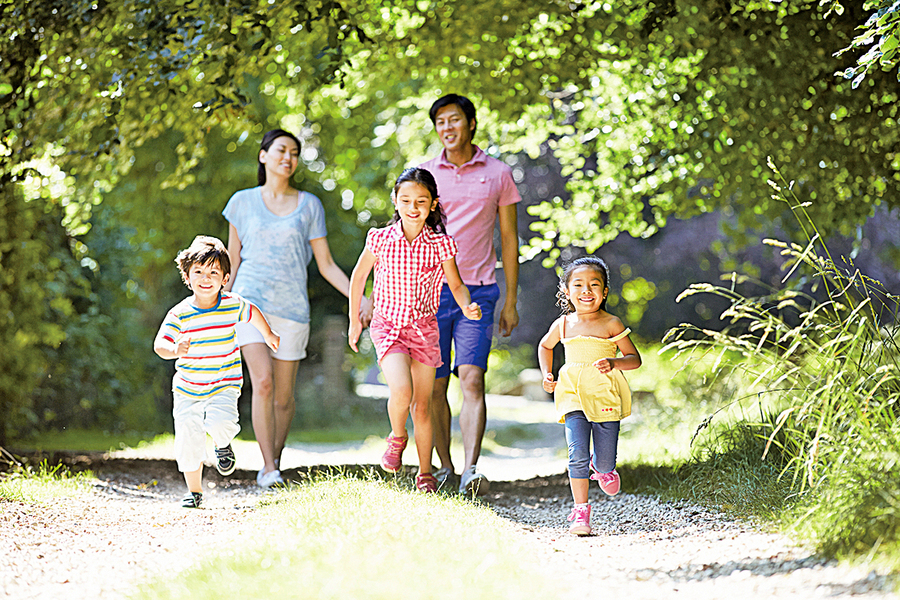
[366, 222, 458, 327]
[157, 292, 252, 399]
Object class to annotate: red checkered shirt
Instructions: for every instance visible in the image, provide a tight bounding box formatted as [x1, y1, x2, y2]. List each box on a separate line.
[366, 222, 458, 327]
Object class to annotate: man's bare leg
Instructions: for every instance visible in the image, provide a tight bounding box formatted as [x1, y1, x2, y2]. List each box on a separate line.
[457, 365, 486, 472]
[431, 376, 454, 471]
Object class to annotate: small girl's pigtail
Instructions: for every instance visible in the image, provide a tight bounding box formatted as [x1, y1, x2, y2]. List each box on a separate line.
[555, 280, 574, 314]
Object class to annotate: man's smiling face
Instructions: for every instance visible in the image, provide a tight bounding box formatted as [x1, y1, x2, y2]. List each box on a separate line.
[434, 103, 475, 154]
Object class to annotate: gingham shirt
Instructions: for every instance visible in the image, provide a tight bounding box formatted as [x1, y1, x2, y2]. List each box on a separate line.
[157, 292, 252, 399]
[366, 222, 458, 327]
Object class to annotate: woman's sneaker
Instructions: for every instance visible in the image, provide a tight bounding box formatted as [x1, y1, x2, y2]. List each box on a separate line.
[380, 434, 408, 473]
[459, 465, 490, 496]
[214, 445, 237, 476]
[257, 468, 284, 488]
[590, 464, 621, 496]
[567, 503, 591, 535]
[182, 491, 203, 509]
[434, 466, 456, 489]
[415, 472, 438, 493]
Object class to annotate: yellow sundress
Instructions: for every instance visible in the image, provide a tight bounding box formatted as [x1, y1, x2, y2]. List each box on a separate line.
[554, 318, 632, 424]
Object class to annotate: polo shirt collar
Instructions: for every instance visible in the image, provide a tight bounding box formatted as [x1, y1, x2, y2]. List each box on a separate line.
[436, 145, 487, 170]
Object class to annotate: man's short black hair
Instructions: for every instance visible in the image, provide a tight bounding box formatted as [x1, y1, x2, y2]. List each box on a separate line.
[429, 94, 477, 136]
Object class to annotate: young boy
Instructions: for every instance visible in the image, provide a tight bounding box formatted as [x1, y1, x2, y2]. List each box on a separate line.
[154, 235, 279, 508]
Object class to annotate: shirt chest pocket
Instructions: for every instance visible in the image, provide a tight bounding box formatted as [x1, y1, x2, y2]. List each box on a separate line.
[462, 176, 499, 203]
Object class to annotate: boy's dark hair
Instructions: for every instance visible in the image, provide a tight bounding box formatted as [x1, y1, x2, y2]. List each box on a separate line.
[175, 235, 231, 288]
[556, 255, 611, 314]
[258, 129, 302, 186]
[387, 167, 447, 234]
[428, 93, 477, 137]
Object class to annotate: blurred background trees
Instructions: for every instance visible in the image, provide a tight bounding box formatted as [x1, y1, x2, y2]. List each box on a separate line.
[2, 0, 899, 443]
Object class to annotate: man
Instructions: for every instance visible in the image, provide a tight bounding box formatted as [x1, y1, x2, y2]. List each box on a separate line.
[420, 93, 521, 495]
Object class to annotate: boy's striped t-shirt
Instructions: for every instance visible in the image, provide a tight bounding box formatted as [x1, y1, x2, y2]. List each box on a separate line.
[159, 292, 252, 399]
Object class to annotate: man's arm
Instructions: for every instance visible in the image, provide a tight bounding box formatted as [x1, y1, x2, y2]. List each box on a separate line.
[497, 202, 519, 337]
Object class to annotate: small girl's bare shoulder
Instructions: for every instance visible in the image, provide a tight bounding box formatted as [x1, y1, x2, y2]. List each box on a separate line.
[599, 312, 628, 336]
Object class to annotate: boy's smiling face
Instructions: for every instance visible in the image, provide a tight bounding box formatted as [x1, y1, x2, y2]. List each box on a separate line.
[188, 259, 229, 307]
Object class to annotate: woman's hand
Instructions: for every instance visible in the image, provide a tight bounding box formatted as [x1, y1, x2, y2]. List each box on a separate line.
[359, 296, 374, 328]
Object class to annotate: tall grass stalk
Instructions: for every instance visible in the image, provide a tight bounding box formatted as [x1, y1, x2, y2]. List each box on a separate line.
[662, 158, 900, 560]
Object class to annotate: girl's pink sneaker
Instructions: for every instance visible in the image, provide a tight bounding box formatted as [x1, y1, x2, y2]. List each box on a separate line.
[567, 503, 592, 536]
[381, 434, 408, 473]
[590, 466, 621, 496]
[415, 472, 438, 493]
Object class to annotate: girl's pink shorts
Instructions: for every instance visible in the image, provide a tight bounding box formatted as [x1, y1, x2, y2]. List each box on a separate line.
[368, 314, 443, 369]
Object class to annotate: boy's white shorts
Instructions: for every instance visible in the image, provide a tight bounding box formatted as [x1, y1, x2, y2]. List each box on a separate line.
[235, 313, 310, 361]
[172, 387, 240, 473]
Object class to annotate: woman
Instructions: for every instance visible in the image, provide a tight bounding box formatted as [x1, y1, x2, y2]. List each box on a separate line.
[223, 129, 371, 487]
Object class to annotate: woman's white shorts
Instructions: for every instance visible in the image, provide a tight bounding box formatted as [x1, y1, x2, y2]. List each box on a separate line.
[235, 313, 310, 361]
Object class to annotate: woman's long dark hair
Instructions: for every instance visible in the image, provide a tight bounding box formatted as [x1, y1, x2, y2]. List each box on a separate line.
[387, 167, 447, 234]
[258, 129, 302, 186]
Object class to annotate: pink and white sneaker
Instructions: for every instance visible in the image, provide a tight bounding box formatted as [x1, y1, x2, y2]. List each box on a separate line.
[415, 472, 438, 493]
[590, 465, 621, 496]
[380, 433, 408, 473]
[567, 503, 592, 536]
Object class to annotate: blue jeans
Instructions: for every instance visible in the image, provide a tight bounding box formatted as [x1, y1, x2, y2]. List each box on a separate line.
[564, 411, 619, 479]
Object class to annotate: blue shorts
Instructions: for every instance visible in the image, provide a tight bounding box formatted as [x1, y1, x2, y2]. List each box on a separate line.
[435, 283, 500, 379]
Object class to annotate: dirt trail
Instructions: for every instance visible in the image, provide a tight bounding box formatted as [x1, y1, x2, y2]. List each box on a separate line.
[2, 394, 897, 599]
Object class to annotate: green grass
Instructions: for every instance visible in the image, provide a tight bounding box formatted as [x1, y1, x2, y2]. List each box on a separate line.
[132, 476, 561, 600]
[0, 461, 93, 503]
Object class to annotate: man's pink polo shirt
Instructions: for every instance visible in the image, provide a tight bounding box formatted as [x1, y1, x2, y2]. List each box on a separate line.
[419, 145, 521, 286]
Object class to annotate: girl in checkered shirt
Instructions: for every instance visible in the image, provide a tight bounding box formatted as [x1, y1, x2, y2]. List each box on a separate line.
[349, 167, 482, 493]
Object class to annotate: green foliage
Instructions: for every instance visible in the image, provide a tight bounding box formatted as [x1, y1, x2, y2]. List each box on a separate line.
[264, 0, 900, 258]
[0, 0, 368, 442]
[834, 0, 900, 87]
[0, 185, 78, 444]
[3, 0, 900, 442]
[662, 164, 900, 558]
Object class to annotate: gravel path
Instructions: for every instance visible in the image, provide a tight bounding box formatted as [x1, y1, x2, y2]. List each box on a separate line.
[2, 393, 897, 599]
[489, 475, 897, 599]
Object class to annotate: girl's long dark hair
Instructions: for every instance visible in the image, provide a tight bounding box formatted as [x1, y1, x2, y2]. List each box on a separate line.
[258, 129, 302, 186]
[387, 167, 447, 234]
[556, 255, 611, 314]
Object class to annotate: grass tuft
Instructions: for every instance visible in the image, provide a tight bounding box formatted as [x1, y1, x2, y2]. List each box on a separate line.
[0, 460, 93, 503]
[133, 476, 560, 600]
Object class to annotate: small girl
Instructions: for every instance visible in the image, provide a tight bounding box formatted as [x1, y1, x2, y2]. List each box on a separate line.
[348, 167, 481, 493]
[538, 256, 642, 535]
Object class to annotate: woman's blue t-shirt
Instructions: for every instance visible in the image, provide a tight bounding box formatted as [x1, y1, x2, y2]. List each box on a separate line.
[222, 187, 327, 324]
